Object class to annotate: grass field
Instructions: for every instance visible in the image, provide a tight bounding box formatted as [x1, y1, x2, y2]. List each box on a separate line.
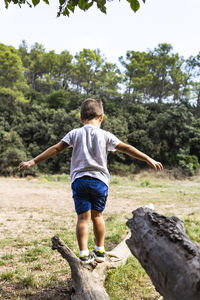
[0, 171, 200, 299]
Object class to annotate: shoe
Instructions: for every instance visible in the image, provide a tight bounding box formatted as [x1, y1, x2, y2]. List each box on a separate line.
[92, 250, 105, 262]
[79, 253, 94, 264]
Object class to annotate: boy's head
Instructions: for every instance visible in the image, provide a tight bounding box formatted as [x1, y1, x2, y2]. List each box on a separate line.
[81, 99, 104, 121]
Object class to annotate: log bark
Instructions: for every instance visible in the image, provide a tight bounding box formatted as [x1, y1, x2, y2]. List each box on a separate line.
[126, 207, 200, 300]
[51, 232, 131, 300]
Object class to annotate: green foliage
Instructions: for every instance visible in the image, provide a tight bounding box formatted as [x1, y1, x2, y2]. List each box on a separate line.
[120, 44, 189, 103]
[0, 41, 200, 176]
[120, 50, 153, 102]
[153, 104, 195, 166]
[0, 130, 27, 176]
[4, 0, 146, 16]
[108, 161, 136, 175]
[177, 151, 199, 176]
[45, 90, 69, 109]
[73, 49, 120, 96]
[0, 43, 27, 90]
[186, 51, 200, 113]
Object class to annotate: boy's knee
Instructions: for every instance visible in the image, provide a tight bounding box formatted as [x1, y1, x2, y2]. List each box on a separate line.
[78, 210, 91, 222]
[91, 209, 103, 220]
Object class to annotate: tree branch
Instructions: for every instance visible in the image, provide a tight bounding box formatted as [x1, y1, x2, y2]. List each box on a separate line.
[51, 232, 131, 300]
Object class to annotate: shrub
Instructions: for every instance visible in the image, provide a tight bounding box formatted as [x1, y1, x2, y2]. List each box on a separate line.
[0, 148, 27, 176]
[108, 161, 136, 176]
[177, 152, 199, 176]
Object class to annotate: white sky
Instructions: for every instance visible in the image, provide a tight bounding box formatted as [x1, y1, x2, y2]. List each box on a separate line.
[0, 0, 200, 64]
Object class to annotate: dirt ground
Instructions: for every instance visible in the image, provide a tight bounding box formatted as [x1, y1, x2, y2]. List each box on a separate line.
[0, 173, 200, 299]
[0, 173, 200, 251]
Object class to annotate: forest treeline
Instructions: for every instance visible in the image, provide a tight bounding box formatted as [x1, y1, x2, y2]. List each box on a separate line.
[0, 41, 200, 176]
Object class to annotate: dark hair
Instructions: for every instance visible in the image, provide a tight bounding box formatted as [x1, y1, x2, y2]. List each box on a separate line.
[81, 99, 104, 121]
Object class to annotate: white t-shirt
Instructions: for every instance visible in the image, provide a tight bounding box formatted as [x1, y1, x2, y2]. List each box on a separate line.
[62, 124, 121, 186]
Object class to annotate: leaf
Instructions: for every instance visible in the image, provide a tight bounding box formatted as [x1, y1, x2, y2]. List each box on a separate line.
[42, 0, 49, 4]
[68, 4, 75, 12]
[142, 0, 146, 3]
[99, 5, 106, 13]
[130, 0, 140, 12]
[4, 0, 9, 8]
[32, 0, 40, 6]
[78, 0, 88, 10]
[62, 7, 70, 16]
[96, 0, 107, 13]
[85, 1, 93, 9]
[59, 0, 66, 5]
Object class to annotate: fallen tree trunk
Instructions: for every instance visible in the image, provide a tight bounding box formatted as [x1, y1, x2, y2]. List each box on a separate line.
[126, 207, 200, 300]
[51, 232, 131, 300]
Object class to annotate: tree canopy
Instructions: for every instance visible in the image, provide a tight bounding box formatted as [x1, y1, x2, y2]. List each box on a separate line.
[0, 41, 200, 176]
[4, 0, 146, 16]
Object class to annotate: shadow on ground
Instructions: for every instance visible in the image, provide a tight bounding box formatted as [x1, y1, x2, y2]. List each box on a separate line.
[0, 279, 72, 300]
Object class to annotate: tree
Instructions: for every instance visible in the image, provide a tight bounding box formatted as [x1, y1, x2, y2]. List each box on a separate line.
[4, 0, 146, 16]
[55, 50, 74, 91]
[154, 103, 195, 166]
[0, 43, 27, 90]
[18, 42, 47, 90]
[19, 42, 74, 94]
[0, 129, 27, 176]
[186, 52, 200, 113]
[119, 50, 153, 102]
[148, 44, 189, 103]
[1, 41, 200, 174]
[120, 44, 190, 104]
[72, 49, 120, 96]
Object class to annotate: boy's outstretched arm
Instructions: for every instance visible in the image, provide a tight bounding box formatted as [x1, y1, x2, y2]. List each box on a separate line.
[116, 142, 163, 171]
[18, 141, 69, 170]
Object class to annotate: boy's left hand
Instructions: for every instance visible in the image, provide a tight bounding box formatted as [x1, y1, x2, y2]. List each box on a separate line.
[146, 157, 163, 171]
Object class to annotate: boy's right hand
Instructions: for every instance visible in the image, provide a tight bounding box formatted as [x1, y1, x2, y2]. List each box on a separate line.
[18, 159, 36, 170]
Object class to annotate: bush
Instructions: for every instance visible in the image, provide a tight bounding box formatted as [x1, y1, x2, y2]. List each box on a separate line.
[108, 161, 136, 176]
[177, 152, 199, 176]
[0, 148, 27, 176]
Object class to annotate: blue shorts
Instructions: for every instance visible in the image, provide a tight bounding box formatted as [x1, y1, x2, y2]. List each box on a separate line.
[71, 176, 108, 215]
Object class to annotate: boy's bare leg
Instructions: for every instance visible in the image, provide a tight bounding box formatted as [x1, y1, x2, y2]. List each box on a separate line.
[76, 210, 91, 251]
[91, 210, 105, 247]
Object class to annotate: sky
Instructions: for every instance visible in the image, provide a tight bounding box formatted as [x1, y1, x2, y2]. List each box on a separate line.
[0, 0, 200, 64]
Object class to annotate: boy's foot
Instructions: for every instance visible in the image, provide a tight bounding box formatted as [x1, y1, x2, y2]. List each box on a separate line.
[79, 253, 94, 264]
[92, 250, 105, 263]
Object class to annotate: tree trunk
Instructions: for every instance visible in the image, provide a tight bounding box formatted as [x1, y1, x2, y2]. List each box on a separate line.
[51, 232, 131, 300]
[126, 207, 200, 300]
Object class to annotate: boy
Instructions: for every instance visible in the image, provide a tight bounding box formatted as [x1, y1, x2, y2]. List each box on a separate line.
[19, 99, 163, 263]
